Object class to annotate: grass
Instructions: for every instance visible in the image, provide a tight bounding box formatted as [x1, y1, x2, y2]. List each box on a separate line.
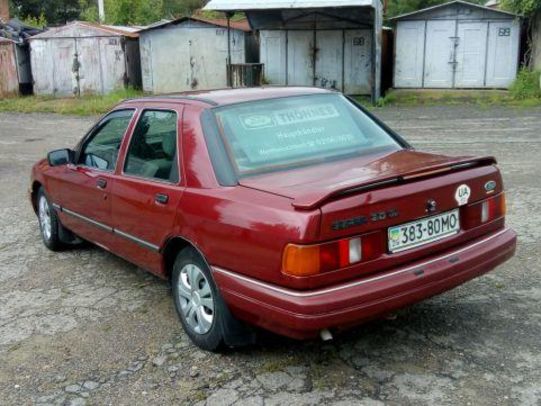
[368, 70, 541, 108]
[2, 72, 540, 116]
[509, 69, 541, 100]
[364, 88, 541, 109]
[0, 88, 143, 116]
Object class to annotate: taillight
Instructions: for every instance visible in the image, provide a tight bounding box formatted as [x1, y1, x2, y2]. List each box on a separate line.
[282, 233, 382, 277]
[463, 193, 506, 229]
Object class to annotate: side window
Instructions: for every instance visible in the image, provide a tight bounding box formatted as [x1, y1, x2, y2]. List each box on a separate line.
[124, 110, 179, 183]
[80, 110, 134, 171]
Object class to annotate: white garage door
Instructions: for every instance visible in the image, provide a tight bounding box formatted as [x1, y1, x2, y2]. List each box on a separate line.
[423, 20, 456, 88]
[260, 31, 286, 85]
[455, 22, 488, 88]
[287, 30, 314, 86]
[486, 21, 520, 88]
[394, 21, 425, 88]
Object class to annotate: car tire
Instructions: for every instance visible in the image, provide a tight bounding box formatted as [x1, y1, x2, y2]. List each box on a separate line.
[37, 187, 65, 251]
[171, 247, 254, 351]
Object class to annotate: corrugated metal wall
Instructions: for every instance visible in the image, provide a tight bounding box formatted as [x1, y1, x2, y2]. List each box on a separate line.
[140, 22, 246, 93]
[0, 41, 18, 97]
[394, 3, 521, 89]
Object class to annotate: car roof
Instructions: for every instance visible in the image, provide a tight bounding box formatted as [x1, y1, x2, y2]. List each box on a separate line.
[123, 86, 336, 107]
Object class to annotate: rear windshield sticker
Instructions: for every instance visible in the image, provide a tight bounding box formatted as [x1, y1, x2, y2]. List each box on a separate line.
[240, 103, 340, 130]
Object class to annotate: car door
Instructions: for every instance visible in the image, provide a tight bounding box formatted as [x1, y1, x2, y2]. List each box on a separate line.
[110, 105, 184, 274]
[53, 109, 136, 247]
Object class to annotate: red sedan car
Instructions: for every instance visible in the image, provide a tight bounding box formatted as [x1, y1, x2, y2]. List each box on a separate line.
[30, 87, 517, 351]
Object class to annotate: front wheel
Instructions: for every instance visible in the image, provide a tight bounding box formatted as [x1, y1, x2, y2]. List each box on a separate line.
[37, 187, 64, 251]
[171, 247, 254, 351]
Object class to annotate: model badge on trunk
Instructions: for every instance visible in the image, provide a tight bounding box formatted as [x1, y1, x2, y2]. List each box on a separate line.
[332, 209, 399, 231]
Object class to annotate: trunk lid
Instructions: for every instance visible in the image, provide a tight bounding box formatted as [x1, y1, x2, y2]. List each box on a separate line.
[239, 150, 496, 208]
[240, 149, 502, 242]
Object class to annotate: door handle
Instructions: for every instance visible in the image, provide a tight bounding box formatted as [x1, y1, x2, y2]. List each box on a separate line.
[155, 193, 169, 204]
[96, 178, 107, 189]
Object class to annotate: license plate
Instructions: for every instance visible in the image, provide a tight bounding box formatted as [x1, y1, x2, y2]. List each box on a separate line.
[388, 209, 460, 253]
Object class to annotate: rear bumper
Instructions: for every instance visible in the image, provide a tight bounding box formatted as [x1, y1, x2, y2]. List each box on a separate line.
[213, 228, 517, 340]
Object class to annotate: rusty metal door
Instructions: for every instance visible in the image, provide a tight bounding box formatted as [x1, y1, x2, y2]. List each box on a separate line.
[98, 37, 126, 93]
[315, 30, 343, 90]
[77, 37, 101, 94]
[344, 30, 372, 94]
[51, 38, 77, 95]
[0, 42, 18, 97]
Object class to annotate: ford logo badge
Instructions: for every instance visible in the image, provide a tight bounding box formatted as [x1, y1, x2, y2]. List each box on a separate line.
[485, 180, 497, 193]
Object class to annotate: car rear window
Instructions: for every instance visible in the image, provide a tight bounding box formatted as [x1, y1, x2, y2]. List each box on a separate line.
[210, 94, 401, 176]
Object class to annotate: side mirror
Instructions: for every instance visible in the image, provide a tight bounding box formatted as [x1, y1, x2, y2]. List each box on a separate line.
[47, 149, 74, 167]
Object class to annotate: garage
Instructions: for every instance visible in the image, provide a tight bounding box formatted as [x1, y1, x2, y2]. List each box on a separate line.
[204, 0, 383, 99]
[393, 0, 521, 89]
[29, 21, 141, 96]
[138, 17, 254, 94]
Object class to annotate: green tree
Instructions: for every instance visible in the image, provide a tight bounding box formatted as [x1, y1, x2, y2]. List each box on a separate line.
[78, 0, 206, 25]
[162, 0, 205, 18]
[10, 0, 81, 24]
[10, 0, 207, 26]
[501, 0, 541, 15]
[501, 0, 541, 67]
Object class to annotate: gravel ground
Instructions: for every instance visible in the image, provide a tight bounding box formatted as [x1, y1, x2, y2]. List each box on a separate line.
[0, 106, 540, 406]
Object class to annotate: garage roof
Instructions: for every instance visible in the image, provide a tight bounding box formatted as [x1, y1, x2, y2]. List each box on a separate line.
[29, 21, 139, 39]
[203, 0, 377, 11]
[138, 16, 251, 33]
[390, 0, 518, 20]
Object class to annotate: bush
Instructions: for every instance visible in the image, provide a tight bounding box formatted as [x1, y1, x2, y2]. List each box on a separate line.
[509, 69, 541, 100]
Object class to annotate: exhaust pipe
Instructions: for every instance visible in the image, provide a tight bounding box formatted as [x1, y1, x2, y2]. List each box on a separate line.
[320, 329, 333, 341]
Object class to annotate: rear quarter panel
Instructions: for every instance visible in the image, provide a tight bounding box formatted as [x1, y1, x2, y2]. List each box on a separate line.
[178, 104, 321, 287]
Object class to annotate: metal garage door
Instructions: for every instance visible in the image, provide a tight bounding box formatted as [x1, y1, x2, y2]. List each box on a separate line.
[287, 30, 314, 86]
[486, 21, 520, 88]
[316, 29, 372, 93]
[394, 21, 425, 88]
[260, 29, 373, 93]
[455, 22, 488, 88]
[344, 30, 372, 94]
[260, 31, 286, 85]
[395, 18, 519, 89]
[316, 30, 343, 89]
[51, 39, 77, 96]
[423, 20, 455, 88]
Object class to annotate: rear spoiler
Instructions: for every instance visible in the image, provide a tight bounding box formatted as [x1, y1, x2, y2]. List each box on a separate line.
[292, 156, 497, 210]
